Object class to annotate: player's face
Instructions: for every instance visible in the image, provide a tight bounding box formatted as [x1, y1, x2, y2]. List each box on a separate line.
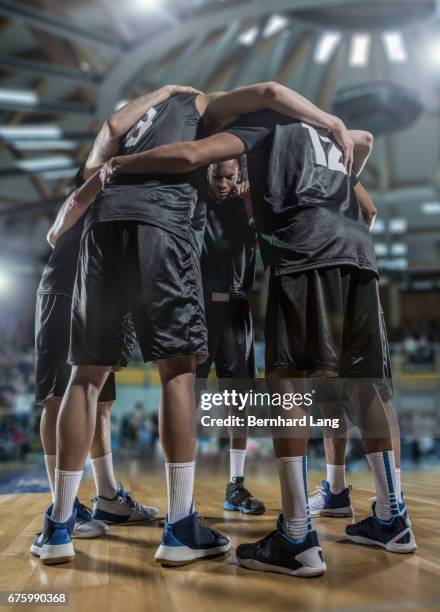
[208, 160, 239, 201]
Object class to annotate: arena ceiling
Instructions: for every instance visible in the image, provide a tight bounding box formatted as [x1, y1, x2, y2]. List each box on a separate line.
[0, 0, 439, 271]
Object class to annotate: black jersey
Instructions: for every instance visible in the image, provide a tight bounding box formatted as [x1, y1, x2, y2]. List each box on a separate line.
[84, 94, 205, 242]
[192, 193, 256, 301]
[224, 110, 377, 276]
[37, 169, 85, 297]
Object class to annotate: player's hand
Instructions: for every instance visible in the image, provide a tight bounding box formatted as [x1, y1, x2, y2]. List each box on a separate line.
[99, 157, 122, 188]
[331, 120, 354, 176]
[165, 85, 204, 97]
[235, 179, 250, 200]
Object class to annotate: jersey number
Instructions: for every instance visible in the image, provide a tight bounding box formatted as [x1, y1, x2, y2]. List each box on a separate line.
[301, 123, 347, 175]
[124, 107, 158, 148]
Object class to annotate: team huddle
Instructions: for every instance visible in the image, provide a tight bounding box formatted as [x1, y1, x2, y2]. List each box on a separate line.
[32, 81, 416, 577]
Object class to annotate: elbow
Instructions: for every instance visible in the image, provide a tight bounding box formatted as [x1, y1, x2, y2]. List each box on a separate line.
[181, 142, 203, 169]
[261, 81, 283, 102]
[360, 130, 374, 152]
[102, 117, 120, 141]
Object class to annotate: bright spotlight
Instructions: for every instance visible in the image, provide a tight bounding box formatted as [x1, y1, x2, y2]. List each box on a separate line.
[428, 39, 440, 69]
[349, 34, 371, 67]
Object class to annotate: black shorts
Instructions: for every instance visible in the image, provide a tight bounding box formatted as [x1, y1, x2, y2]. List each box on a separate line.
[70, 221, 207, 366]
[196, 300, 256, 381]
[35, 293, 116, 404]
[265, 266, 393, 398]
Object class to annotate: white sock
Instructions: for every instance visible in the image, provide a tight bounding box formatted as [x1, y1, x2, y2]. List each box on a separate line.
[230, 449, 246, 481]
[52, 469, 83, 523]
[166, 462, 195, 523]
[395, 468, 402, 503]
[326, 464, 346, 494]
[44, 454, 56, 503]
[366, 451, 399, 520]
[277, 456, 312, 541]
[90, 453, 118, 499]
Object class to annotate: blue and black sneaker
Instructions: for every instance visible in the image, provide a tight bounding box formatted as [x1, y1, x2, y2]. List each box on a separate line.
[35, 504, 77, 565]
[236, 514, 326, 578]
[309, 480, 353, 517]
[154, 510, 231, 566]
[224, 477, 266, 515]
[346, 503, 417, 553]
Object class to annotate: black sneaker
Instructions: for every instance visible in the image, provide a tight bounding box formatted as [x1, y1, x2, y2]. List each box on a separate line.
[236, 515, 326, 577]
[154, 510, 231, 566]
[224, 477, 266, 515]
[345, 503, 417, 553]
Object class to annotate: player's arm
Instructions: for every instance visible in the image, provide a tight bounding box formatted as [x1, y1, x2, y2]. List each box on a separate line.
[46, 172, 102, 247]
[348, 129, 374, 176]
[83, 84, 202, 179]
[354, 181, 377, 229]
[197, 83, 354, 173]
[99, 132, 246, 184]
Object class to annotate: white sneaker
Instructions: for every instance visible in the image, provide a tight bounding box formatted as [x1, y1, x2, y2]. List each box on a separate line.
[92, 483, 158, 524]
[309, 480, 353, 517]
[73, 499, 108, 538]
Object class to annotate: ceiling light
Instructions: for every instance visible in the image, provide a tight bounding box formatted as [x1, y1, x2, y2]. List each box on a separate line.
[389, 218, 408, 233]
[0, 125, 61, 139]
[314, 32, 341, 63]
[239, 26, 259, 46]
[421, 201, 440, 214]
[382, 32, 407, 63]
[0, 89, 38, 105]
[12, 140, 76, 151]
[349, 33, 371, 66]
[391, 243, 408, 256]
[263, 15, 288, 39]
[374, 243, 388, 256]
[16, 156, 73, 172]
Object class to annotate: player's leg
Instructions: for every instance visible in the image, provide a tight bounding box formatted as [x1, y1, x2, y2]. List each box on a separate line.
[90, 376, 158, 524]
[342, 270, 416, 552]
[38, 222, 128, 564]
[39, 397, 61, 502]
[154, 355, 230, 566]
[218, 301, 265, 515]
[128, 223, 230, 566]
[236, 273, 327, 577]
[309, 406, 353, 517]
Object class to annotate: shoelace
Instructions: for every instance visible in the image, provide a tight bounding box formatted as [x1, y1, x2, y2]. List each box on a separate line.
[76, 502, 93, 521]
[120, 490, 145, 513]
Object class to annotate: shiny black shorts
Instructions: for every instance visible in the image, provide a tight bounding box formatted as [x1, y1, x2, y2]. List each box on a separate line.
[265, 266, 393, 399]
[69, 221, 207, 366]
[35, 293, 116, 404]
[196, 300, 256, 380]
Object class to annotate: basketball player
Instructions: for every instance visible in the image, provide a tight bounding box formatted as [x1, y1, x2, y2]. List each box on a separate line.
[39, 82, 355, 566]
[105, 111, 416, 575]
[307, 185, 403, 520]
[194, 157, 265, 515]
[32, 84, 200, 563]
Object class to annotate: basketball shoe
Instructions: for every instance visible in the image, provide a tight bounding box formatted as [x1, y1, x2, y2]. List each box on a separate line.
[155, 509, 231, 566]
[31, 504, 76, 565]
[224, 477, 266, 515]
[236, 515, 326, 577]
[345, 503, 417, 553]
[309, 480, 353, 517]
[92, 483, 158, 524]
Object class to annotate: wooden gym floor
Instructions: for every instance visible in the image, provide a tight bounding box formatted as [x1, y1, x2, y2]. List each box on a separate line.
[0, 464, 439, 612]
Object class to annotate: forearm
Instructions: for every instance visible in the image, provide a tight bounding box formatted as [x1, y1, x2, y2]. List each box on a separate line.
[267, 83, 341, 131]
[354, 182, 377, 230]
[111, 133, 244, 176]
[47, 172, 101, 246]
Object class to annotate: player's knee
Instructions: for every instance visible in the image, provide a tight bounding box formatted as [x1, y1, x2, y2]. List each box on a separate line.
[158, 356, 196, 384]
[70, 365, 110, 396]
